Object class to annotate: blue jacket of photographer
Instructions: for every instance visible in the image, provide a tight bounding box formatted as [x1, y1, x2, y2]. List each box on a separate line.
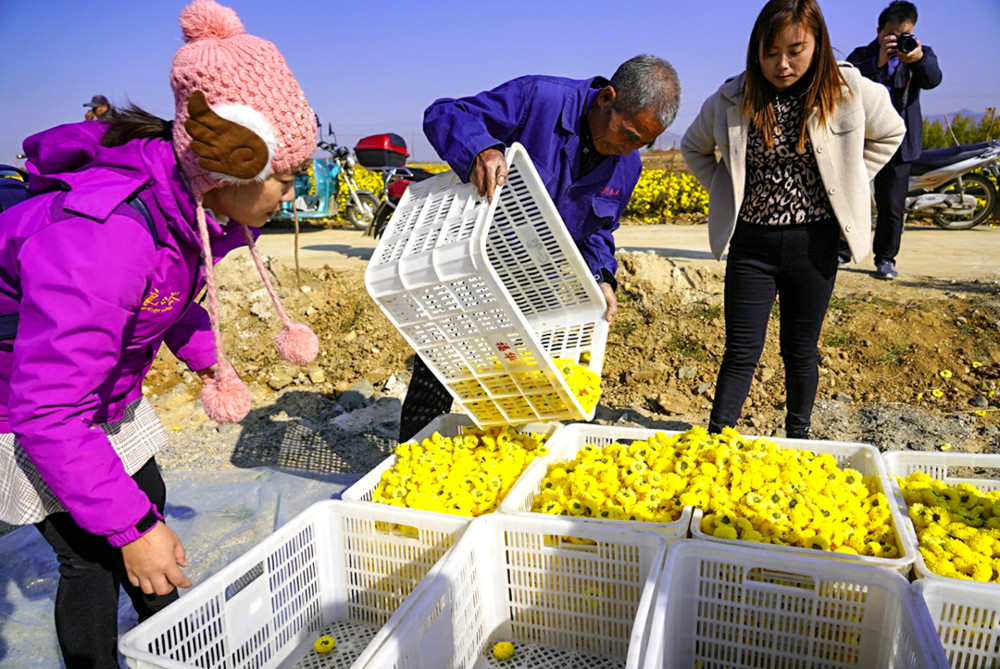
[847, 40, 942, 162]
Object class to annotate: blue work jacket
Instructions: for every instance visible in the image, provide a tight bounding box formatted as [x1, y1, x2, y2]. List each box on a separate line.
[423, 75, 642, 285]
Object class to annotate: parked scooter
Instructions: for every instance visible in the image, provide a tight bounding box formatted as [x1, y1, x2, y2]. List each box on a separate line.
[351, 133, 435, 238]
[269, 125, 378, 230]
[907, 140, 1000, 230]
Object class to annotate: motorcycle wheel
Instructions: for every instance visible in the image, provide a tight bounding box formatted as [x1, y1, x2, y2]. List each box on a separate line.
[930, 173, 997, 230]
[345, 190, 379, 231]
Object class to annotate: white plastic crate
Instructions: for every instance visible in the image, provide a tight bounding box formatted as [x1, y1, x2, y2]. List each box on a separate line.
[883, 450, 1000, 583]
[643, 540, 948, 669]
[363, 513, 667, 669]
[340, 414, 560, 515]
[119, 500, 469, 669]
[365, 142, 608, 427]
[914, 579, 1000, 668]
[499, 424, 692, 542]
[688, 437, 916, 574]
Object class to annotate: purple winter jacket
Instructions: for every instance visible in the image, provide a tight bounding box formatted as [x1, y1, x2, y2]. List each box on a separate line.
[0, 121, 249, 546]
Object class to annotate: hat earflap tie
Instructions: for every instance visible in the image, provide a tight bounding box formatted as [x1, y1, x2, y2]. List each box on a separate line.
[241, 224, 319, 366]
[196, 204, 252, 423]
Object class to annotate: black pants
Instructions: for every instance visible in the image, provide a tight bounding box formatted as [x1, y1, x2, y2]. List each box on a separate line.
[708, 220, 839, 435]
[34, 458, 178, 669]
[398, 356, 452, 442]
[872, 152, 911, 265]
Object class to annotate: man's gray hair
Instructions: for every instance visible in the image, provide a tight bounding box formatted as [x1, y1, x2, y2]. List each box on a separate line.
[610, 54, 681, 129]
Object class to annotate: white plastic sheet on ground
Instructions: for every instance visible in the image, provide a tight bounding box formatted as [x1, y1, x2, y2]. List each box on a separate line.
[0, 467, 357, 667]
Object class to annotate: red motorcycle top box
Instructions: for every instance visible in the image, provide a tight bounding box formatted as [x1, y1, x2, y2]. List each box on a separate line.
[354, 133, 409, 169]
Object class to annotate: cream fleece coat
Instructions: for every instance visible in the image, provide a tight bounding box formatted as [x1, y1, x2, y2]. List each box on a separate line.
[681, 63, 905, 262]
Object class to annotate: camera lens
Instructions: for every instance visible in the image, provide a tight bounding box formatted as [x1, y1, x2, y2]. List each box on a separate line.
[897, 32, 917, 54]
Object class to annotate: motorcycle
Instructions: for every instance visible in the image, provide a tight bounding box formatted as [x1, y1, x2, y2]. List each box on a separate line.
[906, 140, 1000, 230]
[269, 125, 378, 231]
[350, 133, 435, 238]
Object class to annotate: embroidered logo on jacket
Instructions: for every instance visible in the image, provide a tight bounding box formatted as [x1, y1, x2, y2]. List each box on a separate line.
[600, 186, 620, 197]
[142, 287, 181, 313]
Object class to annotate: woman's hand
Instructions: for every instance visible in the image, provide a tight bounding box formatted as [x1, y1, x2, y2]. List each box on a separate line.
[195, 365, 217, 385]
[122, 522, 192, 596]
[599, 282, 618, 323]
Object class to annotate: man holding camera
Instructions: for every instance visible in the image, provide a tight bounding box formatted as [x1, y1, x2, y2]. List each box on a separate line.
[847, 0, 941, 280]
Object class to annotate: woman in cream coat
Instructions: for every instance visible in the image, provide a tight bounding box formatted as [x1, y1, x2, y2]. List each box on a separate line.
[682, 0, 904, 439]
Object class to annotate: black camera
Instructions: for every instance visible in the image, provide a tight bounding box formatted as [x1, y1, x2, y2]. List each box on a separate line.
[896, 32, 918, 54]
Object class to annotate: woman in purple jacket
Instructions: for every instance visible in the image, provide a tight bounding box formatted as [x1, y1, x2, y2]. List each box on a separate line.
[0, 2, 318, 665]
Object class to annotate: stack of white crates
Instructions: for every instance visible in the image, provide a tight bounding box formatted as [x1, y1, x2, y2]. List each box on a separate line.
[643, 540, 947, 668]
[365, 143, 608, 427]
[884, 451, 1000, 668]
[118, 500, 470, 669]
[362, 513, 667, 668]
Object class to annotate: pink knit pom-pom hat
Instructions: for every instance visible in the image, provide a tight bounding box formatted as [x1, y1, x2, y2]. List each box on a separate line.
[170, 0, 319, 424]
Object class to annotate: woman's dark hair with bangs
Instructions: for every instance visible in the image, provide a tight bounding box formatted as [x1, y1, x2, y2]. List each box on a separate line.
[742, 0, 847, 152]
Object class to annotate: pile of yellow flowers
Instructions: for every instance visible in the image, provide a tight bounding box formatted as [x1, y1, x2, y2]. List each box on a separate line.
[897, 471, 1000, 582]
[371, 426, 549, 516]
[531, 426, 899, 557]
[552, 358, 601, 412]
[624, 169, 709, 223]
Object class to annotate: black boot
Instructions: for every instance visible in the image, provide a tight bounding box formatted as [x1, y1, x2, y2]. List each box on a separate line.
[786, 427, 811, 440]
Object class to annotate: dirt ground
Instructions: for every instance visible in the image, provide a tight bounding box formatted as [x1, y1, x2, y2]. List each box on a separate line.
[142, 241, 1000, 465]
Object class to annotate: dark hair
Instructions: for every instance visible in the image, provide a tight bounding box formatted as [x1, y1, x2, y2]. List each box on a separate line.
[610, 54, 682, 129]
[99, 104, 173, 148]
[878, 1, 918, 30]
[743, 0, 847, 152]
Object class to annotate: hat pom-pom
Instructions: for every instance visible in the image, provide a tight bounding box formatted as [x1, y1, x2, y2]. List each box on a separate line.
[276, 322, 319, 365]
[201, 373, 251, 423]
[180, 0, 245, 43]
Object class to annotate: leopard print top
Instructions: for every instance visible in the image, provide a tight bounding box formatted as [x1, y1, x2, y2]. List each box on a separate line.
[739, 89, 834, 226]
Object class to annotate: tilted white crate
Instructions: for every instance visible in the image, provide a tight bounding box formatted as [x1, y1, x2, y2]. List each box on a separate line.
[643, 540, 948, 669]
[365, 143, 608, 427]
[119, 500, 469, 669]
[363, 513, 667, 669]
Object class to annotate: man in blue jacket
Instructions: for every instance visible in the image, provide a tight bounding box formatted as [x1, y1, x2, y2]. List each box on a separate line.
[399, 54, 681, 441]
[847, 0, 942, 279]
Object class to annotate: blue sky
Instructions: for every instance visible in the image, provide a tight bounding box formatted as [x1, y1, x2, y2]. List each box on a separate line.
[2, 0, 998, 165]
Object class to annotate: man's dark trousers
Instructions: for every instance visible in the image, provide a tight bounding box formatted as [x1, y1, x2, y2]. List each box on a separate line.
[872, 151, 911, 265]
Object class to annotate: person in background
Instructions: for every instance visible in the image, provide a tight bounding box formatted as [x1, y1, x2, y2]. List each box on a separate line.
[681, 0, 904, 439]
[396, 54, 682, 442]
[846, 0, 942, 280]
[0, 1, 318, 666]
[84, 94, 112, 120]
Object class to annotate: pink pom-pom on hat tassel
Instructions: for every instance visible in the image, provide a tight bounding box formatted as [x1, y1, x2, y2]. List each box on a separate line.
[241, 225, 319, 365]
[201, 362, 251, 423]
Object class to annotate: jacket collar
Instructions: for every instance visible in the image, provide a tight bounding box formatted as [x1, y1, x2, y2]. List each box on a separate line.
[558, 76, 609, 134]
[720, 72, 746, 104]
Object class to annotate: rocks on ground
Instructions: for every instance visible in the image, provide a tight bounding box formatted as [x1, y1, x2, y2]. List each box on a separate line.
[146, 251, 1000, 475]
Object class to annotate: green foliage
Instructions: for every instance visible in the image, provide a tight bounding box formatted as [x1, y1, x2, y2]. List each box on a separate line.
[691, 302, 722, 322]
[823, 331, 857, 348]
[666, 333, 704, 360]
[923, 108, 999, 149]
[875, 343, 912, 365]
